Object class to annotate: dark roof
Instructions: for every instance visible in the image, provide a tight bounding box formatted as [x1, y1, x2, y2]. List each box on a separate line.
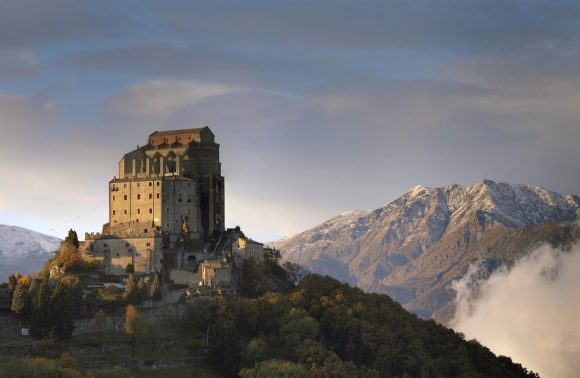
[149, 127, 212, 137]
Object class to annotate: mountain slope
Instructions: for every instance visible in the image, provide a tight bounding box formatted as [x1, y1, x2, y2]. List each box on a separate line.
[0, 225, 61, 281]
[272, 179, 579, 321]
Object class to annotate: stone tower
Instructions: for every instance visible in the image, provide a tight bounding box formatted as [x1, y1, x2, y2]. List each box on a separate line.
[109, 127, 225, 243]
[81, 127, 225, 275]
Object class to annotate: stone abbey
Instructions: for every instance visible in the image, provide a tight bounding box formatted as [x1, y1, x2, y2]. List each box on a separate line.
[81, 127, 262, 286]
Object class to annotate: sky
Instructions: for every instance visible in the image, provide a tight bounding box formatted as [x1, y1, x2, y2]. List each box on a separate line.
[1, 0, 580, 243]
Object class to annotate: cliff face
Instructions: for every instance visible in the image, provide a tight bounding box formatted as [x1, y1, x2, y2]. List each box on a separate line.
[272, 180, 580, 321]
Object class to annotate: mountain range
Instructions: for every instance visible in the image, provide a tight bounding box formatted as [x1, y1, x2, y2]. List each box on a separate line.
[272, 179, 580, 322]
[0, 224, 61, 281]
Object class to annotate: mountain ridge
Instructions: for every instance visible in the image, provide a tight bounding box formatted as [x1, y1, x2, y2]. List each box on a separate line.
[0, 224, 61, 281]
[272, 179, 579, 321]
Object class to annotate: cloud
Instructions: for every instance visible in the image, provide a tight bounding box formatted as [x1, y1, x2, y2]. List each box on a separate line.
[0, 50, 38, 79]
[0, 0, 145, 50]
[0, 91, 58, 142]
[159, 0, 580, 51]
[104, 79, 243, 117]
[450, 243, 580, 378]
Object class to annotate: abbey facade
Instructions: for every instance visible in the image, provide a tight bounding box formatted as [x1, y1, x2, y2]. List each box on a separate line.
[80, 127, 259, 285]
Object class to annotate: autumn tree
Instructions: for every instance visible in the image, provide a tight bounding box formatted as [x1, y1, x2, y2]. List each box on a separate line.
[149, 272, 161, 302]
[124, 304, 139, 358]
[123, 274, 140, 305]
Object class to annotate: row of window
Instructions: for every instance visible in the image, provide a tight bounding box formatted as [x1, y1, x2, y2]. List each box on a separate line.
[113, 208, 154, 215]
[113, 193, 161, 201]
[121, 182, 161, 188]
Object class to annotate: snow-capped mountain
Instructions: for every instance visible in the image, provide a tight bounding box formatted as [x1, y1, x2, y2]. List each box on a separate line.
[272, 179, 580, 322]
[0, 225, 61, 281]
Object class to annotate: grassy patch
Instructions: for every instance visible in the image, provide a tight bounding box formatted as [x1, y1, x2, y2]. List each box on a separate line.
[0, 336, 34, 348]
[69, 331, 129, 345]
[138, 364, 220, 378]
[76, 348, 191, 365]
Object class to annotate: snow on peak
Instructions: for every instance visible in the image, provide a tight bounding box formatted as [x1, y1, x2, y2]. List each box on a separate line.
[407, 185, 433, 200]
[0, 224, 61, 261]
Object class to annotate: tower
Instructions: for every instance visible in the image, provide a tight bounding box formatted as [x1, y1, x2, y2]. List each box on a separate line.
[109, 127, 225, 243]
[81, 127, 225, 275]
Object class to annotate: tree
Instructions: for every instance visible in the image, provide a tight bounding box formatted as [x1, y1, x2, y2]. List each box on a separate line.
[239, 359, 308, 378]
[30, 279, 51, 339]
[263, 247, 282, 265]
[49, 279, 76, 341]
[11, 281, 31, 326]
[64, 229, 80, 249]
[149, 272, 161, 302]
[124, 305, 139, 358]
[137, 276, 148, 302]
[8, 272, 21, 301]
[123, 274, 140, 305]
[93, 310, 107, 353]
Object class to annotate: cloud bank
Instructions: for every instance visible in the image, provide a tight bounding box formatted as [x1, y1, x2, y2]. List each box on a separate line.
[450, 244, 580, 378]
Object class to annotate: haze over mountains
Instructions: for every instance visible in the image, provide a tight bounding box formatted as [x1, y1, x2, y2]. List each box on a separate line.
[0, 224, 61, 281]
[273, 179, 580, 321]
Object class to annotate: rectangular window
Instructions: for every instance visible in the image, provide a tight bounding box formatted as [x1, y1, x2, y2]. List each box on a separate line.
[113, 195, 115, 201]
[113, 210, 116, 215]
[124, 184, 127, 188]
[149, 194, 152, 199]
[124, 195, 127, 200]
[146, 242, 151, 246]
[156, 182, 160, 186]
[137, 194, 141, 200]
[149, 208, 153, 214]
[137, 209, 140, 214]
[144, 229, 148, 234]
[137, 183, 140, 187]
[136, 219, 139, 223]
[124, 210, 127, 215]
[149, 182, 152, 187]
[156, 193, 160, 199]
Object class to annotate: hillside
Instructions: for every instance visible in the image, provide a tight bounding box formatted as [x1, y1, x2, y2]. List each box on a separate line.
[272, 179, 580, 321]
[0, 274, 538, 377]
[0, 225, 61, 281]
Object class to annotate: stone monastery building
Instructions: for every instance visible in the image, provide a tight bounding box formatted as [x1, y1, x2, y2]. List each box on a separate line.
[81, 127, 262, 286]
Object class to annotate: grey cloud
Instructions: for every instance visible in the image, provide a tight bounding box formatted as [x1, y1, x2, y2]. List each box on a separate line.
[66, 42, 352, 90]
[159, 0, 580, 51]
[0, 0, 147, 49]
[0, 50, 38, 79]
